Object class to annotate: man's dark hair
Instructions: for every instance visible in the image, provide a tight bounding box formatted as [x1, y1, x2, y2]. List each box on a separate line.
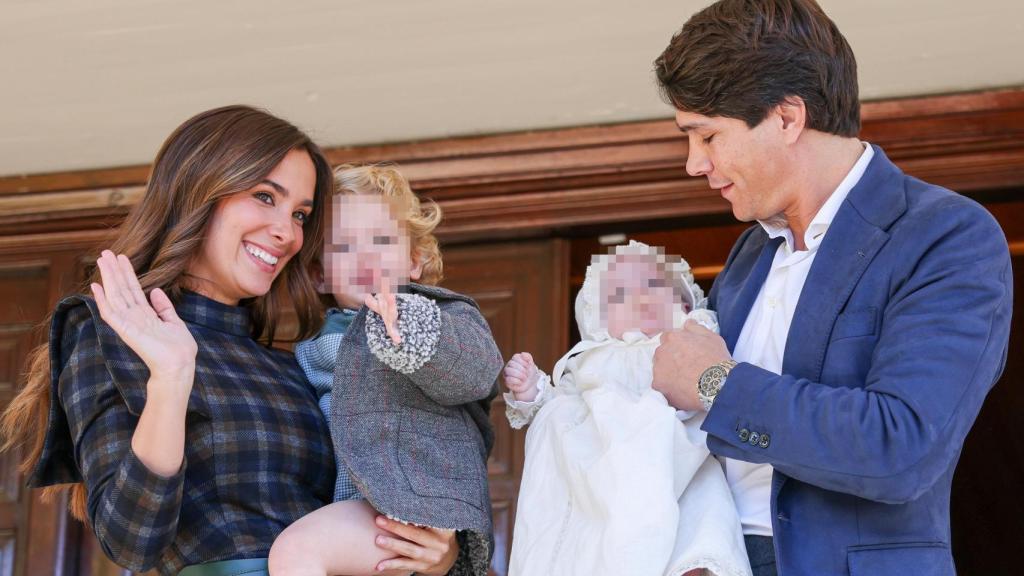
[654, 0, 860, 137]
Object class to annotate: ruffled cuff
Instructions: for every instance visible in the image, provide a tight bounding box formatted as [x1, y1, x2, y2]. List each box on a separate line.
[687, 307, 719, 333]
[503, 372, 552, 429]
[365, 293, 442, 374]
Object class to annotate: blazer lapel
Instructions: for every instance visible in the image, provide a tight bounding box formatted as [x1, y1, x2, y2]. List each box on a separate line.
[781, 145, 906, 381]
[719, 235, 785, 352]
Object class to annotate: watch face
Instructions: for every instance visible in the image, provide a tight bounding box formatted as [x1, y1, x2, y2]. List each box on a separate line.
[698, 365, 727, 396]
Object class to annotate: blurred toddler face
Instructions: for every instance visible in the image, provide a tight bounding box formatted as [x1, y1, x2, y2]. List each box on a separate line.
[600, 256, 688, 339]
[322, 195, 414, 309]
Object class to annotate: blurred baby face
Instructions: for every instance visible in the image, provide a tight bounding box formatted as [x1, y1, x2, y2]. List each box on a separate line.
[600, 256, 687, 339]
[322, 195, 415, 309]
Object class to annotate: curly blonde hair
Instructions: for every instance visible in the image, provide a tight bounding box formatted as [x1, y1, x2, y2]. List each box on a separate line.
[333, 164, 443, 285]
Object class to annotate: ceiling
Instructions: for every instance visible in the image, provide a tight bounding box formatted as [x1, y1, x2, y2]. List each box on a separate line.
[2, 0, 1022, 177]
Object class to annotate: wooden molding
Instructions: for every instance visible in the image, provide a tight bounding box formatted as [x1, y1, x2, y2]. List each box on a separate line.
[2, 88, 1024, 241]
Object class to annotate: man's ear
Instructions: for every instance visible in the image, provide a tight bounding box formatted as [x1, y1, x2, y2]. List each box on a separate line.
[776, 96, 807, 144]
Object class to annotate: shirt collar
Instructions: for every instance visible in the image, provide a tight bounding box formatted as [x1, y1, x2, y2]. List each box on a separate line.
[176, 290, 252, 337]
[758, 142, 874, 252]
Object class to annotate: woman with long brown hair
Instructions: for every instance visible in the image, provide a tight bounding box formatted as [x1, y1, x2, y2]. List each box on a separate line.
[0, 105, 461, 576]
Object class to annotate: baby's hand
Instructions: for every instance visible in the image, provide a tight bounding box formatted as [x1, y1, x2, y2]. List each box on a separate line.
[504, 352, 541, 402]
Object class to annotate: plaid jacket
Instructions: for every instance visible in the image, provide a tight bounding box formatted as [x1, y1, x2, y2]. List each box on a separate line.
[333, 283, 503, 576]
[30, 292, 335, 575]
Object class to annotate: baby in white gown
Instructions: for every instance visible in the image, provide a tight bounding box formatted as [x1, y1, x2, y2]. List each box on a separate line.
[503, 241, 751, 576]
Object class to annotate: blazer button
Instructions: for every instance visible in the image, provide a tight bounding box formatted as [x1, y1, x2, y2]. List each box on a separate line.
[738, 428, 750, 442]
[748, 431, 760, 446]
[759, 434, 771, 449]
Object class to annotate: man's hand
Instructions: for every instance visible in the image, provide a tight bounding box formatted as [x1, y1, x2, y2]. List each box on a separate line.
[653, 320, 732, 411]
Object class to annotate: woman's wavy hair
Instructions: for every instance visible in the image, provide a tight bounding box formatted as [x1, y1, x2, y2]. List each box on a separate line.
[0, 105, 333, 520]
[333, 163, 444, 285]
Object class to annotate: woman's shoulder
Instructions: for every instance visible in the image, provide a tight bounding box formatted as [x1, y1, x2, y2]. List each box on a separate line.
[49, 294, 150, 413]
[31, 294, 134, 487]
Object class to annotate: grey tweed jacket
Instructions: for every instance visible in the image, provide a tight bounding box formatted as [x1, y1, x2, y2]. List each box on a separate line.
[330, 283, 502, 576]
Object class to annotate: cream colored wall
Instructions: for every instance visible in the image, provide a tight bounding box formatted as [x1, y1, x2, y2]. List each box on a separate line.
[1, 0, 1022, 177]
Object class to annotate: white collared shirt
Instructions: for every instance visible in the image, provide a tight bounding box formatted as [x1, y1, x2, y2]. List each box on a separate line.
[725, 143, 875, 536]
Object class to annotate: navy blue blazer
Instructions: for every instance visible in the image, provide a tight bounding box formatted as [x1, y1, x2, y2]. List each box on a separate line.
[703, 146, 1012, 576]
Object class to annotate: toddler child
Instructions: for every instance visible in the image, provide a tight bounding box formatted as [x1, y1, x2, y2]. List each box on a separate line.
[269, 164, 503, 576]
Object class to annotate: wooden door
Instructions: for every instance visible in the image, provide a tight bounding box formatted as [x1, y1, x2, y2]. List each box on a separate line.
[0, 232, 110, 576]
[441, 239, 569, 576]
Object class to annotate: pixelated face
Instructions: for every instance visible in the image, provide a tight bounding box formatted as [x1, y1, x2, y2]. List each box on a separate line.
[600, 255, 688, 339]
[322, 195, 414, 309]
[598, 253, 696, 338]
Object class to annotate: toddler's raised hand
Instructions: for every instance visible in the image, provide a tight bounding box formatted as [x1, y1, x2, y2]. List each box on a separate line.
[504, 352, 541, 402]
[365, 281, 401, 345]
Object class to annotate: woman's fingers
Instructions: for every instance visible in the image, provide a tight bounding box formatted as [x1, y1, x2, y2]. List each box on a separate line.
[150, 288, 182, 325]
[376, 534, 427, 562]
[373, 517, 456, 574]
[117, 253, 149, 310]
[375, 515, 444, 547]
[95, 252, 128, 312]
[90, 282, 114, 326]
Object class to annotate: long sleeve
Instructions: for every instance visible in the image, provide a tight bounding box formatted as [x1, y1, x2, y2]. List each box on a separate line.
[702, 200, 1013, 504]
[503, 371, 555, 429]
[58, 315, 185, 572]
[366, 294, 502, 406]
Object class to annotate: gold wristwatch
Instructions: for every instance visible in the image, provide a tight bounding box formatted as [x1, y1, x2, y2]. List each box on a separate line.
[697, 359, 738, 411]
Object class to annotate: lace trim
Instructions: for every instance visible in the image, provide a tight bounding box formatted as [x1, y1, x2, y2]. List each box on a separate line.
[503, 372, 552, 429]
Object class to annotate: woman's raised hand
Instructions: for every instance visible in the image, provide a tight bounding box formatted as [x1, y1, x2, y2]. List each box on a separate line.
[90, 251, 198, 388]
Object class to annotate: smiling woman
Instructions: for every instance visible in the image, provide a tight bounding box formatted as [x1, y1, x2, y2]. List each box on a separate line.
[0, 105, 464, 576]
[186, 149, 317, 305]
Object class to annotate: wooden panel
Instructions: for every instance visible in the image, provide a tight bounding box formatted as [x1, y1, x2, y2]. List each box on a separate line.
[0, 237, 111, 576]
[440, 240, 569, 576]
[3, 89, 1024, 241]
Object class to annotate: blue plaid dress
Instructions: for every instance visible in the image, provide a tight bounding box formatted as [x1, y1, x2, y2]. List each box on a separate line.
[30, 291, 335, 575]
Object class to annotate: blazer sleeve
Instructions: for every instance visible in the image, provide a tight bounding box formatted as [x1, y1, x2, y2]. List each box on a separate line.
[366, 295, 503, 406]
[702, 199, 1013, 504]
[57, 306, 185, 572]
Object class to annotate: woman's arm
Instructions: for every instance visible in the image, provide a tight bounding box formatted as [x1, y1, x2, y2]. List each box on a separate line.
[59, 314, 187, 571]
[60, 251, 199, 570]
[91, 251, 197, 475]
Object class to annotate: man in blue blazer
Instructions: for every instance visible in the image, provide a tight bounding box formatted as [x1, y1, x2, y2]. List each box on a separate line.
[651, 1, 1013, 575]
